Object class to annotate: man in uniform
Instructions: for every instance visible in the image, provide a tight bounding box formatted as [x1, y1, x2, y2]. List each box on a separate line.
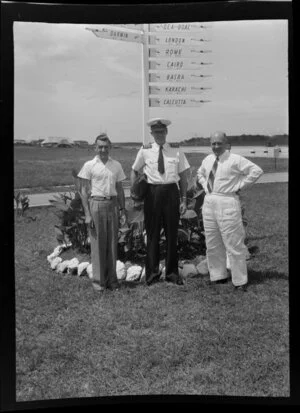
[131, 118, 190, 286]
[78, 133, 127, 292]
[197, 131, 263, 291]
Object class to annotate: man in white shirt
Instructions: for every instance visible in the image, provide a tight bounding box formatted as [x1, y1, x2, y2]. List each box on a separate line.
[131, 118, 190, 286]
[197, 131, 263, 291]
[78, 133, 127, 292]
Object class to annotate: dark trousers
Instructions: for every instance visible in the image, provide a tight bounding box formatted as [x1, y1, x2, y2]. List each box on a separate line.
[144, 183, 180, 282]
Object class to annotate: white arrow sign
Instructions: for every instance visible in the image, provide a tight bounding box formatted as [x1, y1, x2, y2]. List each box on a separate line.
[148, 35, 211, 45]
[149, 23, 212, 32]
[149, 47, 212, 58]
[149, 72, 212, 83]
[86, 27, 143, 43]
[149, 97, 211, 107]
[149, 60, 212, 70]
[149, 85, 211, 95]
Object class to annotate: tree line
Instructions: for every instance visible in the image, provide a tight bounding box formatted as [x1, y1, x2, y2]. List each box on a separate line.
[180, 134, 288, 146]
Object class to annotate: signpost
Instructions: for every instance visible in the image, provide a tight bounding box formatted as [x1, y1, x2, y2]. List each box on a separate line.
[87, 22, 213, 144]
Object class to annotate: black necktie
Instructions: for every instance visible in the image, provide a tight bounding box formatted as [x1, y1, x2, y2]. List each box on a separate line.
[207, 156, 219, 193]
[158, 145, 165, 174]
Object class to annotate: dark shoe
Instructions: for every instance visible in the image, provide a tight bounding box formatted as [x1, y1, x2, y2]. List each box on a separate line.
[214, 278, 229, 284]
[146, 272, 161, 286]
[165, 273, 183, 285]
[108, 284, 120, 291]
[234, 284, 248, 292]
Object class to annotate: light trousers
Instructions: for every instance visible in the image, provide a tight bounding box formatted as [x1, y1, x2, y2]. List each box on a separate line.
[89, 198, 119, 288]
[202, 193, 248, 286]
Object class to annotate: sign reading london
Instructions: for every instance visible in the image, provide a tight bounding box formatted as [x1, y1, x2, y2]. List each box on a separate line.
[148, 35, 211, 45]
[86, 27, 142, 43]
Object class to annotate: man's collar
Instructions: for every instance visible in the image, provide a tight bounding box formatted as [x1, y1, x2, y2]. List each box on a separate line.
[94, 155, 112, 163]
[216, 150, 229, 161]
[153, 141, 168, 150]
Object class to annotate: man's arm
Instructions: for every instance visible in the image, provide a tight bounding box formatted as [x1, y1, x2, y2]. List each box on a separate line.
[80, 179, 93, 228]
[197, 163, 208, 192]
[178, 169, 188, 214]
[237, 157, 264, 191]
[130, 169, 139, 187]
[116, 181, 126, 211]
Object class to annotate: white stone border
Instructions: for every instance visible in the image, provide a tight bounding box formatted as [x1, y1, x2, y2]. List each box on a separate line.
[47, 244, 210, 282]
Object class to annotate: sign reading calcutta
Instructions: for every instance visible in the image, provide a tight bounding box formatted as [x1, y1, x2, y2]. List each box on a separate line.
[149, 98, 211, 107]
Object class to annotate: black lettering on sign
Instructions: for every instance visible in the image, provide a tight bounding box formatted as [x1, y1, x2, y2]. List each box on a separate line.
[167, 61, 184, 68]
[165, 37, 185, 44]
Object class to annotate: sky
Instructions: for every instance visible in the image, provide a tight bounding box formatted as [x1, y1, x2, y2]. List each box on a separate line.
[14, 19, 288, 143]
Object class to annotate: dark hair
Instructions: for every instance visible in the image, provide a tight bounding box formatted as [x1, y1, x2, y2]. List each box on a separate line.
[95, 133, 111, 145]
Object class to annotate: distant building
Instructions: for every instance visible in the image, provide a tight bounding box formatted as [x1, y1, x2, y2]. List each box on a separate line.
[41, 137, 73, 147]
[14, 139, 27, 145]
[73, 140, 89, 147]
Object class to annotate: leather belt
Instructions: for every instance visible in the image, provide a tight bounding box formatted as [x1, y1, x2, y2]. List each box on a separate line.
[91, 196, 115, 200]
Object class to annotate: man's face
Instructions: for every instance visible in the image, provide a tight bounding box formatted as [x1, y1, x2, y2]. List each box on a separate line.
[210, 135, 227, 157]
[95, 139, 111, 160]
[151, 127, 167, 146]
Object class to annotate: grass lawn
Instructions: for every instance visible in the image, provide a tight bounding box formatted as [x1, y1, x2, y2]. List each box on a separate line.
[15, 182, 289, 400]
[14, 146, 288, 191]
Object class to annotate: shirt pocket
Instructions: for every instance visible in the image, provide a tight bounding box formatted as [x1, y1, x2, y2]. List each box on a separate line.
[166, 159, 178, 178]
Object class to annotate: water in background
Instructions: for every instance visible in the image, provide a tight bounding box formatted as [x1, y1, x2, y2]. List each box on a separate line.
[182, 145, 289, 158]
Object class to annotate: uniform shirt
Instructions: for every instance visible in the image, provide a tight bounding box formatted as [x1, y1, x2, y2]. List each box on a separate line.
[197, 150, 263, 194]
[77, 156, 126, 197]
[132, 142, 190, 184]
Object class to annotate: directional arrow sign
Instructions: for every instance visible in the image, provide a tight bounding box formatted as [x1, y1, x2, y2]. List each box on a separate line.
[86, 27, 143, 43]
[149, 23, 212, 32]
[149, 98, 211, 107]
[149, 60, 212, 70]
[149, 85, 211, 95]
[148, 35, 211, 45]
[149, 47, 212, 58]
[149, 72, 212, 83]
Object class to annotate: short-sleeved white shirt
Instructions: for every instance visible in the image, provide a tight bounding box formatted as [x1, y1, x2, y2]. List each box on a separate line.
[77, 156, 126, 197]
[132, 142, 190, 184]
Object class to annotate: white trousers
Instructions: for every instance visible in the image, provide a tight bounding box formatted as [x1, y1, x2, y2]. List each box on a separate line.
[202, 193, 248, 286]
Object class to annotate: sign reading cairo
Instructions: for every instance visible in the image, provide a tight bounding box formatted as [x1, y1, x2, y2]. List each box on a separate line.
[149, 47, 212, 58]
[149, 97, 210, 107]
[149, 60, 212, 71]
[149, 85, 211, 95]
[149, 23, 211, 32]
[149, 72, 212, 83]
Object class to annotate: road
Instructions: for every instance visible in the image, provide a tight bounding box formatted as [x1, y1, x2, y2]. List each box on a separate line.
[14, 172, 288, 209]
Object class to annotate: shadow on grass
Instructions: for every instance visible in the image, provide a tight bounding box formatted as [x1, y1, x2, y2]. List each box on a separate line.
[248, 268, 288, 285]
[120, 280, 143, 290]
